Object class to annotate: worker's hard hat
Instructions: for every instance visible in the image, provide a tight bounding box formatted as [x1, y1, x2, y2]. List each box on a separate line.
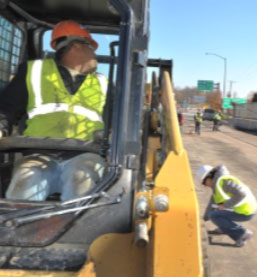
[51, 20, 98, 50]
[196, 165, 214, 184]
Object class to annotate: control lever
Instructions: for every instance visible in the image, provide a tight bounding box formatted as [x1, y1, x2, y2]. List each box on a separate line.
[5, 191, 123, 227]
[0, 191, 112, 224]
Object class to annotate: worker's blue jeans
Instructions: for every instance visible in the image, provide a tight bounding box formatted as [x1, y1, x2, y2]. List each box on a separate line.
[6, 153, 106, 201]
[212, 120, 220, 131]
[209, 210, 255, 241]
[195, 123, 201, 135]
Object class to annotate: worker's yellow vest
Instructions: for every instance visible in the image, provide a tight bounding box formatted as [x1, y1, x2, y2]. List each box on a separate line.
[213, 176, 257, 215]
[196, 115, 203, 123]
[214, 114, 221, 120]
[24, 59, 107, 140]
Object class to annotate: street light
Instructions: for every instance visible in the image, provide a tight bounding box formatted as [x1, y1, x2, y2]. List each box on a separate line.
[228, 80, 237, 98]
[205, 52, 227, 98]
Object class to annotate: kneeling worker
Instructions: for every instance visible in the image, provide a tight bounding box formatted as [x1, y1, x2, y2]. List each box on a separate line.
[196, 164, 257, 247]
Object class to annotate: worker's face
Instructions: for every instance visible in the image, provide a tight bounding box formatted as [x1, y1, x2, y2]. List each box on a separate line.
[204, 178, 213, 188]
[73, 41, 98, 73]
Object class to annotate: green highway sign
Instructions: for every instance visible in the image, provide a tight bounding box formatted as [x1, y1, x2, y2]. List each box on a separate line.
[223, 98, 247, 109]
[197, 80, 214, 91]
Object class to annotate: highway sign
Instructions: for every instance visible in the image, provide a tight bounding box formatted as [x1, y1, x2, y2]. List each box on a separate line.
[193, 95, 206, 103]
[223, 98, 247, 109]
[197, 80, 214, 91]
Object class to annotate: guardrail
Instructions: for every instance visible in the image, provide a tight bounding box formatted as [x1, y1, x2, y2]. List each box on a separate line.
[234, 103, 257, 120]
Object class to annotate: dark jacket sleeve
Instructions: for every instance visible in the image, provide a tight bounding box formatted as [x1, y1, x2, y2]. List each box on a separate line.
[223, 180, 246, 209]
[0, 62, 28, 135]
[203, 195, 214, 221]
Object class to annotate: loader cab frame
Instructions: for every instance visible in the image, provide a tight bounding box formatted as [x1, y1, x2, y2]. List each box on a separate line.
[0, 0, 172, 198]
[0, 0, 146, 196]
[0, 0, 156, 271]
[0, 1, 205, 276]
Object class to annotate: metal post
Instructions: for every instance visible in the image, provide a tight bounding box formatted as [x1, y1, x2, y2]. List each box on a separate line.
[223, 57, 227, 98]
[228, 80, 236, 98]
[205, 52, 227, 98]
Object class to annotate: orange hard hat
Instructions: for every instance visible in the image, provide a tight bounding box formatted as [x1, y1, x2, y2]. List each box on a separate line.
[51, 20, 98, 50]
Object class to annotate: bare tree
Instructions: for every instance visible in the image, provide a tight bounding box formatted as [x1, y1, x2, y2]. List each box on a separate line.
[174, 86, 205, 106]
[207, 91, 222, 111]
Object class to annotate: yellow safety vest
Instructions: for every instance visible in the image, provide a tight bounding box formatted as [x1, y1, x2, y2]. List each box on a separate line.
[196, 114, 203, 123]
[214, 113, 221, 120]
[213, 175, 257, 215]
[24, 59, 107, 140]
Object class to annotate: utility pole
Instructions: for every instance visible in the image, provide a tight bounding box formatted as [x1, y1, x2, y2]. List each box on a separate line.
[205, 52, 227, 99]
[228, 80, 236, 98]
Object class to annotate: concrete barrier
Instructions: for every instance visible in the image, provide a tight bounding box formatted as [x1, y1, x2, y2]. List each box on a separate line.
[230, 118, 257, 131]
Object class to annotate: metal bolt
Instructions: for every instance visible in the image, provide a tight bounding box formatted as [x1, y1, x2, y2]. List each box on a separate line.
[154, 194, 169, 211]
[136, 196, 149, 218]
[135, 222, 149, 248]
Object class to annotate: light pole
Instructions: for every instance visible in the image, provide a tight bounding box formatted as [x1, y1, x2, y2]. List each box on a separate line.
[205, 52, 227, 98]
[228, 80, 237, 98]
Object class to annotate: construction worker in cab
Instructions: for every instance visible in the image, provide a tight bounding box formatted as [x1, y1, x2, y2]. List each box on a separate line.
[0, 20, 107, 201]
[197, 165, 257, 247]
[194, 111, 203, 135]
[213, 111, 222, 131]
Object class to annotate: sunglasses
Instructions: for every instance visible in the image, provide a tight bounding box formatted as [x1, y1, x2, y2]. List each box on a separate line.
[79, 41, 95, 51]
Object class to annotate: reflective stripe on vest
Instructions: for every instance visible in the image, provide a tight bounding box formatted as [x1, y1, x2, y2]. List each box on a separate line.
[31, 60, 43, 107]
[25, 59, 107, 140]
[213, 175, 257, 215]
[28, 103, 102, 122]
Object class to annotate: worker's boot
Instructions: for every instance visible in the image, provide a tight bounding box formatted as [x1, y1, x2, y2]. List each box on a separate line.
[235, 229, 253, 247]
[208, 227, 224, 235]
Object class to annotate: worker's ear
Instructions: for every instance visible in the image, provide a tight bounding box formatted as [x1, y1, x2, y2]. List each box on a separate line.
[205, 178, 213, 188]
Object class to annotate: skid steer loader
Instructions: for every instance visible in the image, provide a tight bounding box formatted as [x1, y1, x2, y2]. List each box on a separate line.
[0, 0, 208, 276]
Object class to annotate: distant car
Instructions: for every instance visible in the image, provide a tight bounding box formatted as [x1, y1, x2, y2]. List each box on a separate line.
[202, 109, 216, 121]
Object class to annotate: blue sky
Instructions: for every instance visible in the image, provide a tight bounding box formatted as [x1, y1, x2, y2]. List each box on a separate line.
[44, 0, 257, 98]
[149, 0, 257, 98]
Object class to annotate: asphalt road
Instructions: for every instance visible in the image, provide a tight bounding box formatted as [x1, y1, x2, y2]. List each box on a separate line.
[182, 118, 257, 277]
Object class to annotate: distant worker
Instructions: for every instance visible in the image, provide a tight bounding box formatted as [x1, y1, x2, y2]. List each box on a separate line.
[213, 112, 222, 131]
[194, 111, 203, 135]
[196, 165, 257, 247]
[177, 111, 184, 126]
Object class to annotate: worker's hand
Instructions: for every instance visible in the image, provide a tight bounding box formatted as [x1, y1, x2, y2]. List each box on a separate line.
[93, 129, 104, 143]
[218, 204, 225, 210]
[203, 215, 209, 221]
